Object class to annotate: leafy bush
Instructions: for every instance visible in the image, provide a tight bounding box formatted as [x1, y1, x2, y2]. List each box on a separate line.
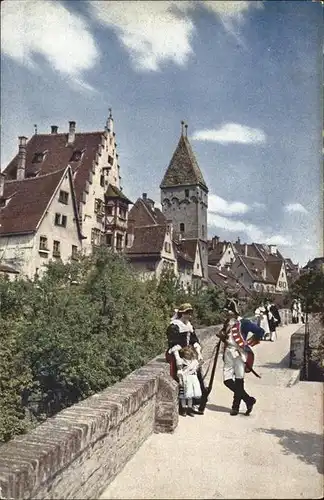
[0, 248, 226, 443]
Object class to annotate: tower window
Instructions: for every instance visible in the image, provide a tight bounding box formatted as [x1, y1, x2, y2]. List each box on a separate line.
[202, 225, 205, 238]
[180, 223, 185, 232]
[185, 189, 189, 198]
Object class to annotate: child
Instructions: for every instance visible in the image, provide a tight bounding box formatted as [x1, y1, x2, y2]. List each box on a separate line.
[178, 346, 202, 417]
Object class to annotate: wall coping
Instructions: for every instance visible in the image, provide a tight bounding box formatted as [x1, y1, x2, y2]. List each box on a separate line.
[0, 310, 291, 500]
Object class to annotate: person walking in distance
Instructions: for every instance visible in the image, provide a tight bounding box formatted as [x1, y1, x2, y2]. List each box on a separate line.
[255, 302, 270, 340]
[265, 300, 281, 341]
[217, 298, 265, 416]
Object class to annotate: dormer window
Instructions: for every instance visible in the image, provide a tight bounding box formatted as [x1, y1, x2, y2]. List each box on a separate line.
[32, 152, 46, 163]
[70, 150, 83, 162]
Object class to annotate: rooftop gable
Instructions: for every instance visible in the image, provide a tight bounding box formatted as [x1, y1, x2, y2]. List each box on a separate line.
[0, 168, 75, 236]
[160, 134, 208, 190]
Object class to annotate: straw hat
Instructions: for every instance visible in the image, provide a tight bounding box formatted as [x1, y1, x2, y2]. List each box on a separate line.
[177, 303, 193, 313]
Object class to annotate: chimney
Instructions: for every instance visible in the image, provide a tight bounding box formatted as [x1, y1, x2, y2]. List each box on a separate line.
[244, 244, 248, 256]
[212, 235, 219, 249]
[0, 173, 5, 197]
[269, 245, 277, 255]
[106, 108, 114, 133]
[17, 136, 28, 181]
[236, 237, 241, 245]
[142, 193, 147, 201]
[68, 121, 76, 144]
[51, 125, 58, 134]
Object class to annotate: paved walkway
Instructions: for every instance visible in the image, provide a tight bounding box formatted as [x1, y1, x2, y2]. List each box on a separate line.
[101, 324, 323, 499]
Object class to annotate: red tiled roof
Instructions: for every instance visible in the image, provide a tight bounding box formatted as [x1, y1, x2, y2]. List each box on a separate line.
[3, 132, 104, 204]
[126, 225, 166, 255]
[0, 168, 67, 235]
[179, 239, 198, 262]
[238, 255, 277, 284]
[208, 266, 252, 297]
[160, 135, 208, 190]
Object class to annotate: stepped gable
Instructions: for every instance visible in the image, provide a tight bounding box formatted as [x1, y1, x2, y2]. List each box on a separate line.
[160, 134, 207, 190]
[3, 131, 103, 204]
[0, 168, 67, 235]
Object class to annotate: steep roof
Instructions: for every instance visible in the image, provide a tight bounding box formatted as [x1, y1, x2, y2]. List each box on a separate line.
[179, 239, 198, 262]
[3, 132, 104, 204]
[208, 266, 252, 297]
[238, 255, 277, 284]
[125, 225, 166, 255]
[105, 184, 132, 204]
[128, 198, 167, 228]
[266, 257, 283, 282]
[0, 168, 68, 236]
[160, 134, 208, 190]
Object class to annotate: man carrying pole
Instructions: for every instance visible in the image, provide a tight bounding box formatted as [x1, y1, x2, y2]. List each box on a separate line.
[217, 298, 265, 416]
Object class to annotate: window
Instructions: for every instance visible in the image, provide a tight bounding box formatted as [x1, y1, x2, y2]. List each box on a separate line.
[55, 213, 67, 227]
[185, 189, 189, 198]
[32, 152, 45, 163]
[72, 245, 78, 260]
[108, 155, 114, 165]
[106, 234, 113, 247]
[70, 150, 82, 162]
[164, 242, 171, 253]
[116, 234, 123, 251]
[180, 223, 185, 232]
[100, 175, 105, 187]
[119, 207, 127, 219]
[39, 236, 49, 251]
[94, 198, 104, 214]
[53, 240, 61, 257]
[106, 205, 113, 216]
[91, 228, 101, 246]
[59, 190, 69, 204]
[202, 225, 205, 238]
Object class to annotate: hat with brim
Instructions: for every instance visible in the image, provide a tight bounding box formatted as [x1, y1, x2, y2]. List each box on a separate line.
[178, 303, 193, 313]
[223, 298, 239, 315]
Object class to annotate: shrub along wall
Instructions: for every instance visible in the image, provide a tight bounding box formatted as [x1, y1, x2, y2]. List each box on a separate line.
[0, 310, 292, 500]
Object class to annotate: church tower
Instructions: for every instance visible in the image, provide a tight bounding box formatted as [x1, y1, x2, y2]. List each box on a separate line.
[160, 121, 209, 280]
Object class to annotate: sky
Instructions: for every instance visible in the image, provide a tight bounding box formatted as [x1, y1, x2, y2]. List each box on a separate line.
[1, 0, 323, 265]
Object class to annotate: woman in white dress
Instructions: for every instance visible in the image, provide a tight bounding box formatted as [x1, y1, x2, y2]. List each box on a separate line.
[255, 304, 270, 340]
[177, 346, 202, 416]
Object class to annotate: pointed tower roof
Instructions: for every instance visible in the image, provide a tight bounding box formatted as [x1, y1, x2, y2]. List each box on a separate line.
[160, 123, 208, 191]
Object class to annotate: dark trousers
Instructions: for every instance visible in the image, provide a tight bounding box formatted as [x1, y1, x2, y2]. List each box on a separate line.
[224, 378, 252, 410]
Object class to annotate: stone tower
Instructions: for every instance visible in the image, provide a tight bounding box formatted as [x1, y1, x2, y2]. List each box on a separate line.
[160, 121, 209, 280]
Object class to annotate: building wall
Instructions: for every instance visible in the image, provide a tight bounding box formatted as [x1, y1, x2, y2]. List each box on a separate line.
[79, 123, 124, 254]
[275, 261, 289, 293]
[0, 233, 35, 278]
[0, 173, 82, 279]
[161, 185, 208, 279]
[218, 243, 236, 269]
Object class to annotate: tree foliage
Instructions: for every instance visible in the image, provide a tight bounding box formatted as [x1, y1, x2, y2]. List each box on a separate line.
[0, 249, 226, 443]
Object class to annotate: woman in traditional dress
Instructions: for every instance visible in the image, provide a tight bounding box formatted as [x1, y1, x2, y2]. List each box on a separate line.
[255, 303, 270, 340]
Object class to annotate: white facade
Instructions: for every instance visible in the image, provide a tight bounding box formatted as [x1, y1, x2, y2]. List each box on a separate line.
[0, 170, 82, 279]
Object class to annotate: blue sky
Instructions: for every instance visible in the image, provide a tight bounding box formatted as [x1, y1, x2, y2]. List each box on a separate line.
[1, 0, 323, 265]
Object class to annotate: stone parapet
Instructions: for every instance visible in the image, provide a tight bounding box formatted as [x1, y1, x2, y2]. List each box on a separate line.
[0, 312, 289, 499]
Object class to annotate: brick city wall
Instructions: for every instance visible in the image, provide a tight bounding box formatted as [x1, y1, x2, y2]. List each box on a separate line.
[0, 310, 291, 500]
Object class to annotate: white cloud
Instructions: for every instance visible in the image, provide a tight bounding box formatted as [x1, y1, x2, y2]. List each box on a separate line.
[202, 1, 263, 47]
[284, 203, 308, 214]
[192, 123, 266, 145]
[209, 194, 250, 216]
[208, 213, 293, 246]
[252, 202, 266, 209]
[88, 1, 195, 72]
[87, 0, 262, 72]
[1, 0, 99, 89]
